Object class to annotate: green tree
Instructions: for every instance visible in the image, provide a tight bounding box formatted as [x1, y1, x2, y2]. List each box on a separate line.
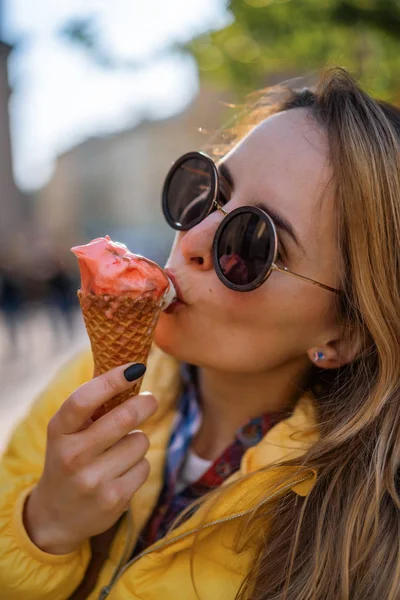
[187, 0, 400, 100]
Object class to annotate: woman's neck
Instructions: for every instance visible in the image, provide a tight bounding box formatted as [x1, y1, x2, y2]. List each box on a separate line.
[191, 357, 312, 461]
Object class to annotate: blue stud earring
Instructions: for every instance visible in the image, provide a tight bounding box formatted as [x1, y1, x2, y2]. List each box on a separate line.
[314, 351, 325, 363]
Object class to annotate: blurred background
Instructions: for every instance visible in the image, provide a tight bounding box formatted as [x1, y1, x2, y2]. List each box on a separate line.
[1, 0, 400, 452]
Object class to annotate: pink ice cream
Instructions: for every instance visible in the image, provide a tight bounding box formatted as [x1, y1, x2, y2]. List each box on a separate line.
[71, 235, 176, 307]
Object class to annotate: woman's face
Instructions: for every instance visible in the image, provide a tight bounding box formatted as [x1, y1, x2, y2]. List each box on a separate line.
[155, 108, 341, 374]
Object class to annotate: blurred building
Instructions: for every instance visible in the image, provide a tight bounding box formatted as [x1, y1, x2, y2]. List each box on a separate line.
[0, 41, 30, 259]
[35, 86, 229, 267]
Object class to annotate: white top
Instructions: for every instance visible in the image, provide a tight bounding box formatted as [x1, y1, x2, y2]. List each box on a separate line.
[175, 449, 212, 494]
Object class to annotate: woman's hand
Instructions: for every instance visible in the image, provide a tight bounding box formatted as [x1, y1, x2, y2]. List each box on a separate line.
[23, 363, 157, 555]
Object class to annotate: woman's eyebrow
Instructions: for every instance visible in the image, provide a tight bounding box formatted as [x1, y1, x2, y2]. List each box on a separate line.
[254, 201, 304, 253]
[218, 162, 235, 191]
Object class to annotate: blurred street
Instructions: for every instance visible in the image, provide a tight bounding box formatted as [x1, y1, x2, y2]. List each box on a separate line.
[0, 307, 89, 454]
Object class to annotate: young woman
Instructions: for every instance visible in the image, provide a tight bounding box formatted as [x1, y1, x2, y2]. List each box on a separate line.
[1, 67, 399, 600]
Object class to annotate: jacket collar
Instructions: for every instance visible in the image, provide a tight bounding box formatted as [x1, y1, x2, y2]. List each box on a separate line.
[240, 392, 319, 468]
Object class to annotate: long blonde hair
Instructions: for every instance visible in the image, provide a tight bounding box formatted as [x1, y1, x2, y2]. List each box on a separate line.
[225, 68, 400, 599]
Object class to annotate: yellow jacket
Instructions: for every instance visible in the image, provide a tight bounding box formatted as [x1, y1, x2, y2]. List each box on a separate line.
[0, 345, 318, 600]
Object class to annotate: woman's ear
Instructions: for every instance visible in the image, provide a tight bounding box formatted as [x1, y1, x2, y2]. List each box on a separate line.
[307, 327, 365, 369]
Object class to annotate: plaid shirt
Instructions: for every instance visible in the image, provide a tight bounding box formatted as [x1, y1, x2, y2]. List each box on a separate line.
[132, 363, 283, 557]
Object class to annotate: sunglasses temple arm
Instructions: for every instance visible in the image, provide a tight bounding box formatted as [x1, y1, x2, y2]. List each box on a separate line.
[213, 199, 228, 216]
[271, 263, 340, 294]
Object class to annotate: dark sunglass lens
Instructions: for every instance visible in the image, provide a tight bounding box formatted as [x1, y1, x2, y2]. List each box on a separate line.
[216, 213, 272, 287]
[167, 157, 214, 227]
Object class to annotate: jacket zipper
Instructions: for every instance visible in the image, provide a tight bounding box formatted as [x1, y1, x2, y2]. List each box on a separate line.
[99, 506, 135, 600]
[98, 473, 313, 599]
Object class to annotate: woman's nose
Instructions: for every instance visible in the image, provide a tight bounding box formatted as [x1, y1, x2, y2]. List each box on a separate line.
[179, 212, 221, 271]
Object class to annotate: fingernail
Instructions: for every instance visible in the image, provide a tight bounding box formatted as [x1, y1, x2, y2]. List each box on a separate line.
[124, 363, 146, 382]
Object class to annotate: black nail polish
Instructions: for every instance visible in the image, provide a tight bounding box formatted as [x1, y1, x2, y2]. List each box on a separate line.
[124, 363, 146, 382]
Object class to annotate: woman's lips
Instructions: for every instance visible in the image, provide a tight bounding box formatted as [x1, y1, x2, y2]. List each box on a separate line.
[164, 269, 186, 305]
[163, 298, 185, 314]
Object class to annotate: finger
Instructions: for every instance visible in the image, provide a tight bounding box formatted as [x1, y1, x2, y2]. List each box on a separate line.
[55, 363, 147, 434]
[99, 459, 150, 513]
[82, 431, 150, 483]
[76, 392, 157, 457]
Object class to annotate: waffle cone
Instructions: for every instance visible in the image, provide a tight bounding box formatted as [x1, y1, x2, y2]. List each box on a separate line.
[77, 290, 162, 420]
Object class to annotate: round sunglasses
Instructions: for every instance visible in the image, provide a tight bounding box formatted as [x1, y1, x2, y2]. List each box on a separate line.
[162, 151, 341, 294]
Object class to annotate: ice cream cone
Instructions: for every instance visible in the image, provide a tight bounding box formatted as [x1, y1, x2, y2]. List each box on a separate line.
[78, 290, 163, 420]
